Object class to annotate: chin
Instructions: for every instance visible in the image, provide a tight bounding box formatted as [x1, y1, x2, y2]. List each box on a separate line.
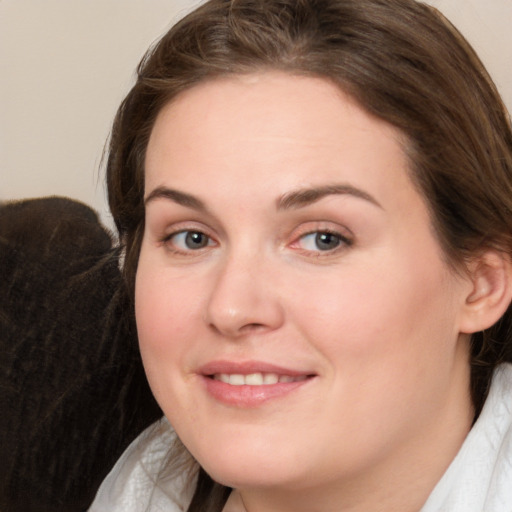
[208, 464, 302, 491]
[192, 437, 306, 490]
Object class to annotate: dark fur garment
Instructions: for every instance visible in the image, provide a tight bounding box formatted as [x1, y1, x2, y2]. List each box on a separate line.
[0, 197, 161, 512]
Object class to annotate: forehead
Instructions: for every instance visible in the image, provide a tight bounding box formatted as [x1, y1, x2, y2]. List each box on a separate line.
[147, 72, 405, 152]
[144, 72, 416, 211]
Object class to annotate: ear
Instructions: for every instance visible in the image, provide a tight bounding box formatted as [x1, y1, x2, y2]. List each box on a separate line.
[459, 250, 512, 334]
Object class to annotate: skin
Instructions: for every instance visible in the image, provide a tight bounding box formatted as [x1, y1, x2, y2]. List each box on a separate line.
[136, 72, 477, 512]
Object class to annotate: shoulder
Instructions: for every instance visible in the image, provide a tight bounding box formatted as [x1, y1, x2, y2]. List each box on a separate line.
[483, 363, 512, 507]
[422, 363, 512, 512]
[88, 418, 196, 512]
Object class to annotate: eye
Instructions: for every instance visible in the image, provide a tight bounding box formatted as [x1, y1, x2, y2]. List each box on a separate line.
[165, 230, 214, 251]
[297, 231, 349, 252]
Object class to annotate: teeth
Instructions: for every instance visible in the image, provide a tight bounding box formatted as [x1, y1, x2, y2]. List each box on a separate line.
[263, 373, 279, 385]
[245, 373, 264, 385]
[213, 372, 306, 386]
[219, 373, 230, 384]
[230, 374, 246, 386]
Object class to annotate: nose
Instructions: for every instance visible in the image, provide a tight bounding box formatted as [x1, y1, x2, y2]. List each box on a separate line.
[204, 253, 285, 338]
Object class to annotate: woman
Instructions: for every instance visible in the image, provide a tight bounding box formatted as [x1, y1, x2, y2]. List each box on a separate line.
[90, 0, 512, 510]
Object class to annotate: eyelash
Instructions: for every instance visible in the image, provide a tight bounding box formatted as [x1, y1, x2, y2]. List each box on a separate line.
[160, 226, 353, 257]
[161, 229, 217, 255]
[292, 228, 353, 255]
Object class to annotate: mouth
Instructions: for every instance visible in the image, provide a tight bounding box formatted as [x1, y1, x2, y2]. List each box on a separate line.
[198, 361, 316, 406]
[211, 372, 309, 386]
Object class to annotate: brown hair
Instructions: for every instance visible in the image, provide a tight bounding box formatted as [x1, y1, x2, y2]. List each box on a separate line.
[105, 0, 512, 509]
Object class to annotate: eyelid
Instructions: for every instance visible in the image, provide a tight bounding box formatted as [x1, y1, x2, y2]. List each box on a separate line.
[164, 230, 215, 246]
[159, 220, 210, 238]
[159, 222, 219, 255]
[288, 223, 354, 255]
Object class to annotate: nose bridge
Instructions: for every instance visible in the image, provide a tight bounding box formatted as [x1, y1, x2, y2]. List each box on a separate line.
[205, 243, 283, 337]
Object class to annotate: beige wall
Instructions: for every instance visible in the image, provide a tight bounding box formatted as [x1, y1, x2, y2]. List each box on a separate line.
[0, 0, 199, 226]
[1, 0, 511, 228]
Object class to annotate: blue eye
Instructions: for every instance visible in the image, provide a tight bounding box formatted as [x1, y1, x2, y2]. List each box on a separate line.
[168, 230, 213, 250]
[299, 231, 346, 252]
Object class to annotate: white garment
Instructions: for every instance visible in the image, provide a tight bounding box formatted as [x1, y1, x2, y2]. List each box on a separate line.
[420, 363, 512, 512]
[88, 419, 195, 512]
[89, 364, 512, 512]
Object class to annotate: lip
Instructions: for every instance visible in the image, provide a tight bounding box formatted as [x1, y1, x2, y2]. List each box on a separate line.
[198, 360, 312, 377]
[197, 360, 316, 407]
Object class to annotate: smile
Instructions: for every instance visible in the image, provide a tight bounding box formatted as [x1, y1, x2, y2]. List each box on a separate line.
[212, 373, 309, 386]
[198, 362, 316, 407]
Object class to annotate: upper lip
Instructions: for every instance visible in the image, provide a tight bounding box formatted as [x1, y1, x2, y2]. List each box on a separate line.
[198, 360, 314, 377]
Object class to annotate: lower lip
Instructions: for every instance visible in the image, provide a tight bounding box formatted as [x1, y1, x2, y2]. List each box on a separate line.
[201, 376, 313, 407]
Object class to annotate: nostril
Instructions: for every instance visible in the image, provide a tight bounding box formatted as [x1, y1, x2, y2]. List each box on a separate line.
[207, 321, 265, 337]
[240, 322, 266, 332]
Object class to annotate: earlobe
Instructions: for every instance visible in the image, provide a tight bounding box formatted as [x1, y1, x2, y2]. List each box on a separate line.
[459, 251, 512, 334]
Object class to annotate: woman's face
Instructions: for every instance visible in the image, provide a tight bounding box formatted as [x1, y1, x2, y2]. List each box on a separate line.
[136, 72, 473, 496]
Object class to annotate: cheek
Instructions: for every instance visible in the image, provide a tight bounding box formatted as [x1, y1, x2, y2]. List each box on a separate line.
[288, 253, 463, 446]
[136, 252, 203, 344]
[134, 254, 205, 399]
[290, 247, 460, 369]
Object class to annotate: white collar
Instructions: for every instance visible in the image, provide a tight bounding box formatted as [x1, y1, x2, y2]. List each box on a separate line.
[420, 363, 512, 512]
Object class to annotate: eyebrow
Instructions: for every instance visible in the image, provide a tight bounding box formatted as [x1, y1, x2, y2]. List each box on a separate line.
[145, 186, 207, 211]
[277, 184, 382, 210]
[144, 183, 382, 212]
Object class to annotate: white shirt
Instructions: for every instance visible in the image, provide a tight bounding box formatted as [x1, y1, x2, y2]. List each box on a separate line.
[420, 363, 512, 512]
[88, 419, 194, 512]
[89, 364, 512, 512]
